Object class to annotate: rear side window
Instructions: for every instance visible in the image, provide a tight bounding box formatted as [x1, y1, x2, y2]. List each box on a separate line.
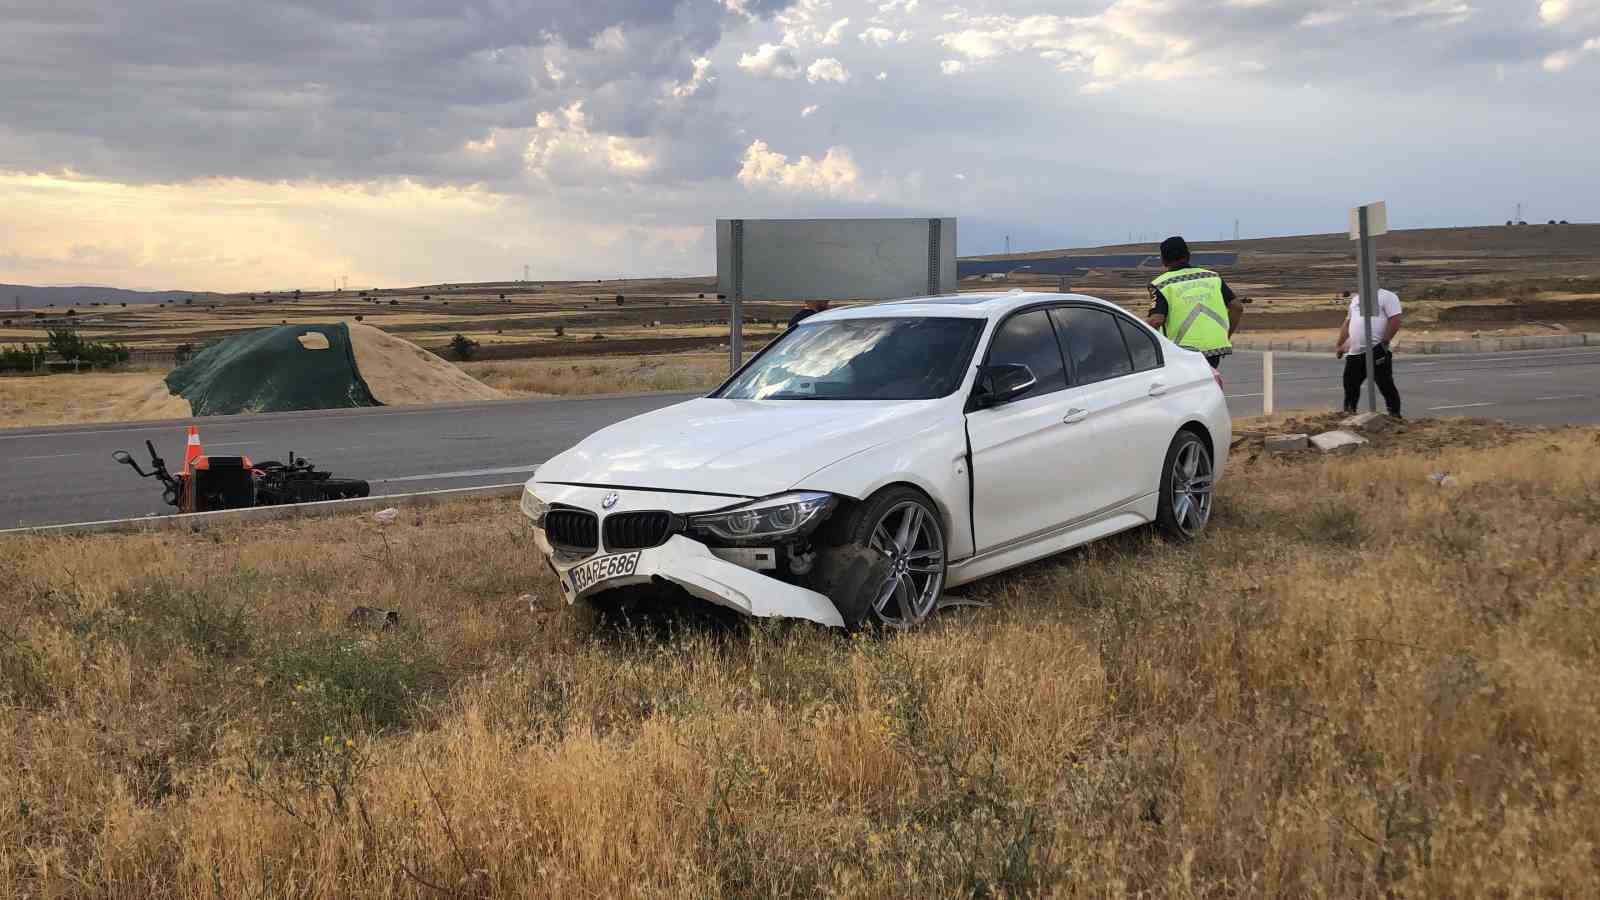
[984, 309, 1068, 400]
[1050, 307, 1134, 385]
[1117, 316, 1162, 371]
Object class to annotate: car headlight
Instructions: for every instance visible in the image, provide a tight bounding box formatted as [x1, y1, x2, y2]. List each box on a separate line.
[685, 492, 837, 545]
[520, 487, 550, 526]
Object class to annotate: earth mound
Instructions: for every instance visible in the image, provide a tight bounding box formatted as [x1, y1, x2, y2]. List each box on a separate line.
[160, 323, 500, 416]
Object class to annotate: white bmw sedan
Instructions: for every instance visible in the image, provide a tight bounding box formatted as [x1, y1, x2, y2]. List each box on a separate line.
[521, 291, 1230, 629]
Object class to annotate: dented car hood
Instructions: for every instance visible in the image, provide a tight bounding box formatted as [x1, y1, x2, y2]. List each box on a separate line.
[533, 397, 945, 498]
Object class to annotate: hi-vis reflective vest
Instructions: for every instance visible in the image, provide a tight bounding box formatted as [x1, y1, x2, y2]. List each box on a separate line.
[1151, 267, 1231, 354]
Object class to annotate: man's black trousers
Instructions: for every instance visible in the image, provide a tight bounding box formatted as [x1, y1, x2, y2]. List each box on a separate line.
[1343, 343, 1401, 416]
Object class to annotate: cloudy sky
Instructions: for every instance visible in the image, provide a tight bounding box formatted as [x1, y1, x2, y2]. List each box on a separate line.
[2, 0, 1596, 291]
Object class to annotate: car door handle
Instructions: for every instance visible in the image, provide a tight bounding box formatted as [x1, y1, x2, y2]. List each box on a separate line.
[1062, 408, 1089, 424]
[1148, 381, 1168, 397]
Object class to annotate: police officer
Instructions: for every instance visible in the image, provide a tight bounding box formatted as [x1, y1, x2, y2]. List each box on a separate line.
[1146, 236, 1244, 369]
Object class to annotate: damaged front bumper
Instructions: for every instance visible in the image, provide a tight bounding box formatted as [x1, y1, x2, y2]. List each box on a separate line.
[522, 485, 845, 629]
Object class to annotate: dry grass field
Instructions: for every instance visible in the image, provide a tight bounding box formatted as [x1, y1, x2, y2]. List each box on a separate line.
[3, 418, 1597, 897]
[463, 353, 739, 397]
[0, 371, 188, 428]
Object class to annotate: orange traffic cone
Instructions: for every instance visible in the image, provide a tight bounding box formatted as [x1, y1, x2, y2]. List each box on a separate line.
[181, 425, 204, 474]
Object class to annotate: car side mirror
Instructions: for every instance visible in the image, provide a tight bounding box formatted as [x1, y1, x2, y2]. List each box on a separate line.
[975, 363, 1037, 408]
[112, 450, 134, 465]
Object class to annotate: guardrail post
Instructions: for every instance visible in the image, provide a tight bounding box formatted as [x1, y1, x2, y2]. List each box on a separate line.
[1263, 350, 1275, 416]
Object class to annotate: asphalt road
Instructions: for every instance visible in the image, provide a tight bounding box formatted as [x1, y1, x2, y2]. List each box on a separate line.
[3, 345, 1597, 529]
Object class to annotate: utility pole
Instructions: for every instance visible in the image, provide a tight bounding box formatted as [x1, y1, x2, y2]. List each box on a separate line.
[1234, 219, 1240, 241]
[1004, 234, 1010, 255]
[1516, 202, 1522, 223]
[523, 264, 530, 282]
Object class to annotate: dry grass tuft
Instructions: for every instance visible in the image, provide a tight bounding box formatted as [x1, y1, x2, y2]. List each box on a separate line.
[2, 428, 1598, 896]
[462, 354, 736, 397]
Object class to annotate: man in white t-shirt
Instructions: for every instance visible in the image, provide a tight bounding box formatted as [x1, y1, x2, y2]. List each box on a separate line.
[1335, 288, 1404, 416]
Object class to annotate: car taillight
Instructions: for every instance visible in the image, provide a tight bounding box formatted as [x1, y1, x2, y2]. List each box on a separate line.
[1212, 369, 1224, 391]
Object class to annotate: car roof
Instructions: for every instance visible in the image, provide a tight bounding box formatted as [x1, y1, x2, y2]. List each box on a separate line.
[814, 291, 1125, 322]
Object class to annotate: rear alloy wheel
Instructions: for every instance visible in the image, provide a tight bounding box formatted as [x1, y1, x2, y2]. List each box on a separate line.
[1156, 430, 1214, 539]
[812, 487, 946, 630]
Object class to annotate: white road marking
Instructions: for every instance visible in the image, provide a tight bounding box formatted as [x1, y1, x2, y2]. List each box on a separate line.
[1226, 392, 1264, 399]
[1505, 370, 1555, 377]
[1428, 402, 1495, 411]
[1425, 377, 1464, 383]
[21, 452, 81, 460]
[1535, 394, 1589, 401]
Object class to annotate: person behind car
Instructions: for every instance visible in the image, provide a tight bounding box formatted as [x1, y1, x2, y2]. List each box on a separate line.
[788, 298, 831, 330]
[1146, 236, 1243, 369]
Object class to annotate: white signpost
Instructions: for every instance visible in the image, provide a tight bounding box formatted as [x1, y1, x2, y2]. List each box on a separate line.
[716, 218, 958, 372]
[1349, 201, 1388, 413]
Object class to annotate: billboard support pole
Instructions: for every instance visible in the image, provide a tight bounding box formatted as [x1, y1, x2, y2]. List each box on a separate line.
[730, 219, 744, 374]
[1356, 207, 1379, 413]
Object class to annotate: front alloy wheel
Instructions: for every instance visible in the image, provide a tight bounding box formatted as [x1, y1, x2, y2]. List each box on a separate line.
[866, 500, 946, 628]
[811, 486, 947, 630]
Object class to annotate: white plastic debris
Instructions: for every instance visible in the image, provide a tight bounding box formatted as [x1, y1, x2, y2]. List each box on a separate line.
[518, 592, 537, 613]
[373, 507, 400, 524]
[1428, 472, 1459, 488]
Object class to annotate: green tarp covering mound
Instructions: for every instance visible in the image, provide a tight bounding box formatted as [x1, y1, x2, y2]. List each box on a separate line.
[165, 324, 378, 415]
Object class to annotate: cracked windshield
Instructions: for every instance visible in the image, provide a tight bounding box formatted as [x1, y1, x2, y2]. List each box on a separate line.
[716, 317, 985, 400]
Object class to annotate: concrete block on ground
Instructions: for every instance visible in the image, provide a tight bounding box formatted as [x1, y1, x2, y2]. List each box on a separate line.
[1265, 433, 1310, 453]
[1341, 411, 1394, 433]
[1311, 430, 1368, 452]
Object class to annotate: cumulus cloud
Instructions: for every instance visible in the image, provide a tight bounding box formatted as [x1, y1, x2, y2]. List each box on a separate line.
[940, 60, 968, 75]
[860, 26, 905, 47]
[801, 104, 821, 116]
[736, 139, 871, 198]
[0, 0, 796, 190]
[806, 58, 852, 82]
[739, 42, 804, 78]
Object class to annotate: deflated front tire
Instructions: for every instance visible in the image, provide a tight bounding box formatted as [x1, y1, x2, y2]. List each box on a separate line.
[806, 486, 946, 630]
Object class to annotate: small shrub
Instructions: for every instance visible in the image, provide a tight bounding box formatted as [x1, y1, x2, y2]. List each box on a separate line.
[554, 325, 565, 337]
[0, 629, 53, 708]
[264, 634, 445, 740]
[184, 297, 193, 305]
[449, 333, 479, 361]
[354, 314, 364, 322]
[173, 343, 195, 365]
[388, 298, 398, 306]
[616, 294, 625, 304]
[591, 333, 605, 341]
[1298, 499, 1367, 548]
[1389, 255, 1404, 265]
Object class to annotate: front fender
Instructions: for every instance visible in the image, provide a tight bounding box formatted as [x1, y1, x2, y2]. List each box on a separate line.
[792, 418, 974, 561]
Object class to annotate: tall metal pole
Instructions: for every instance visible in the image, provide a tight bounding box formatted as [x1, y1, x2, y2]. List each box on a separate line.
[1356, 206, 1379, 413]
[729, 219, 744, 373]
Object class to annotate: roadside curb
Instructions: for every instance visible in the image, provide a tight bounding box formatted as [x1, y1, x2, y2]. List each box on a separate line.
[1232, 333, 1599, 355]
[0, 483, 524, 539]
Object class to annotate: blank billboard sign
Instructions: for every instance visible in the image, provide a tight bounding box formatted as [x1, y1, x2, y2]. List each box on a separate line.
[716, 218, 957, 301]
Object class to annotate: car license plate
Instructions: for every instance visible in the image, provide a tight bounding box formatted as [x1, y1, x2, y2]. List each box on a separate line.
[567, 551, 642, 595]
